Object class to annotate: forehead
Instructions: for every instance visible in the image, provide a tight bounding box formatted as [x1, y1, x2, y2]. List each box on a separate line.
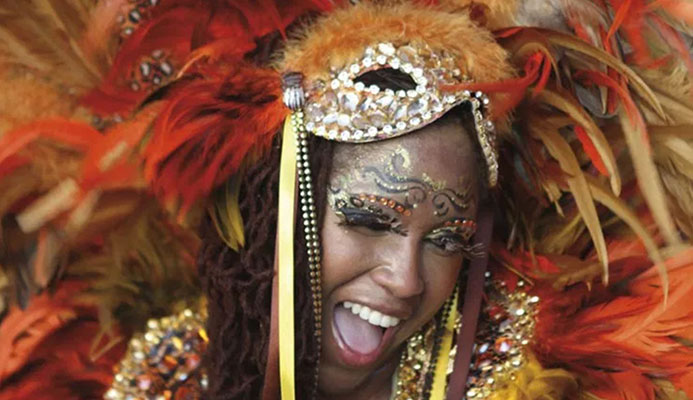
[330, 115, 479, 192]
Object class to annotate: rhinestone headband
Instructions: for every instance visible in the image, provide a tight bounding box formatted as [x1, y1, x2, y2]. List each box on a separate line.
[284, 42, 499, 187]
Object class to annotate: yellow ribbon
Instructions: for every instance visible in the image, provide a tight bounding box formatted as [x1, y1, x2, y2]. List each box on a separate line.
[430, 290, 459, 400]
[278, 115, 297, 400]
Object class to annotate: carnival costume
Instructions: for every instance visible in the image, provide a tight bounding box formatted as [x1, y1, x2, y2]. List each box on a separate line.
[1, 0, 693, 399]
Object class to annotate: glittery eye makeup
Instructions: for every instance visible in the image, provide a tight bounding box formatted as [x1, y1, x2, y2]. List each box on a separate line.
[424, 218, 479, 257]
[329, 190, 409, 235]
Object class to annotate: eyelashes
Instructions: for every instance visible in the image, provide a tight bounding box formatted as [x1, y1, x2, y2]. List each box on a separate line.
[336, 207, 483, 258]
[337, 207, 407, 235]
[424, 231, 484, 258]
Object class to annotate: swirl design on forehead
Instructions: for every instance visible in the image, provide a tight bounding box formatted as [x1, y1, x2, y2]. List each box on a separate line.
[362, 151, 472, 217]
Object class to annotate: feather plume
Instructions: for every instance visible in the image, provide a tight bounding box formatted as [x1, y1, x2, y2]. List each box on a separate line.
[526, 113, 610, 282]
[208, 174, 245, 251]
[528, 247, 693, 399]
[142, 63, 287, 217]
[0, 0, 105, 88]
[0, 281, 82, 382]
[84, 0, 334, 116]
[652, 131, 693, 238]
[0, 105, 199, 323]
[0, 282, 127, 400]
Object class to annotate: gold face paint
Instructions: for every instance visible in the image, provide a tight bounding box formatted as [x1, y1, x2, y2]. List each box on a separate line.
[328, 187, 410, 236]
[360, 150, 473, 216]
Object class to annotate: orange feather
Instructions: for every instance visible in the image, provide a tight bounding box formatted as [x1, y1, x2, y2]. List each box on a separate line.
[142, 63, 287, 216]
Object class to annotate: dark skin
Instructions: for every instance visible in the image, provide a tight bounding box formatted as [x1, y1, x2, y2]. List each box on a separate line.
[316, 116, 481, 400]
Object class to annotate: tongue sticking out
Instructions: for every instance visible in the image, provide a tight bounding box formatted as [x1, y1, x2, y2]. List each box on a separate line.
[334, 305, 383, 355]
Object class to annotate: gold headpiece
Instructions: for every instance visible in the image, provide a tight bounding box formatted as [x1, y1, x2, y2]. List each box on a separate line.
[296, 41, 499, 187]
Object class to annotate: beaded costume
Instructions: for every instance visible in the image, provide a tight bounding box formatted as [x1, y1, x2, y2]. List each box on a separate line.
[1, 1, 693, 400]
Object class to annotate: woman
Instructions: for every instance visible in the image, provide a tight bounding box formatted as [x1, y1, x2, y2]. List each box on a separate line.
[0, 1, 692, 400]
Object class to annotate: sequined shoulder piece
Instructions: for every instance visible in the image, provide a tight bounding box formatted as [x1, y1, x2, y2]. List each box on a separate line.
[393, 276, 539, 400]
[105, 309, 208, 400]
[465, 278, 539, 398]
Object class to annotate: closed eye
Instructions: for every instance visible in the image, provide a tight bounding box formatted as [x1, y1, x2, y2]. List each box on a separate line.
[424, 230, 469, 256]
[336, 207, 406, 235]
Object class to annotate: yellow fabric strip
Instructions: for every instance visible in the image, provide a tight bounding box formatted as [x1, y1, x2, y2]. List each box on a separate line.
[430, 290, 459, 400]
[278, 116, 297, 400]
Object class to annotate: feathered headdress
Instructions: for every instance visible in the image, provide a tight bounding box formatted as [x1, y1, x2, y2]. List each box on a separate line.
[0, 0, 692, 399]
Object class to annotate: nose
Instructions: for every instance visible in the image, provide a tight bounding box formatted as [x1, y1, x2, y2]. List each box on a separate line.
[371, 239, 424, 299]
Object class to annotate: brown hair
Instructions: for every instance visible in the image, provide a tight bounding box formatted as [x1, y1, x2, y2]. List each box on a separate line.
[199, 134, 335, 399]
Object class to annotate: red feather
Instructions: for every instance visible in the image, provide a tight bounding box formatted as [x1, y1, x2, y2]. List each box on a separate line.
[82, 0, 337, 117]
[0, 281, 127, 398]
[442, 52, 548, 119]
[574, 69, 648, 145]
[0, 119, 101, 169]
[142, 62, 287, 216]
[530, 247, 693, 399]
[575, 125, 609, 176]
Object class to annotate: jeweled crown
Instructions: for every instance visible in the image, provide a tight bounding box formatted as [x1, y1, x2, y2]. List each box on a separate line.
[284, 41, 499, 187]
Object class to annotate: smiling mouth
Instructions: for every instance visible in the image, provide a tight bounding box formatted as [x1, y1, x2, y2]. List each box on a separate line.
[332, 302, 402, 366]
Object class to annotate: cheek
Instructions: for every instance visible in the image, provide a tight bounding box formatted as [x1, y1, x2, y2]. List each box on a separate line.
[320, 213, 373, 295]
[417, 254, 462, 319]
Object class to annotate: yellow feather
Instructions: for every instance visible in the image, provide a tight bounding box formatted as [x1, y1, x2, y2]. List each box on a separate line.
[583, 173, 668, 299]
[539, 29, 669, 122]
[208, 176, 245, 251]
[529, 117, 610, 283]
[653, 134, 693, 239]
[653, 379, 689, 400]
[618, 112, 681, 247]
[534, 211, 586, 256]
[488, 354, 578, 400]
[535, 89, 621, 195]
[583, 174, 662, 263]
[657, 136, 693, 178]
[636, 65, 693, 125]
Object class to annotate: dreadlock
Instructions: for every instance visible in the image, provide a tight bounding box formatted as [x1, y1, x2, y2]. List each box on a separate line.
[199, 133, 334, 399]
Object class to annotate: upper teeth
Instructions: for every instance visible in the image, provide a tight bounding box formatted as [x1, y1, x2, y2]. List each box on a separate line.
[343, 301, 401, 329]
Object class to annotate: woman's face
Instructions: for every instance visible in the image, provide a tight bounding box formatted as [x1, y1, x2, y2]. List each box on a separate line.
[317, 116, 481, 396]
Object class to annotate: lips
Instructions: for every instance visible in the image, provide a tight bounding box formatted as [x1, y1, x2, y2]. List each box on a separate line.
[332, 302, 401, 367]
